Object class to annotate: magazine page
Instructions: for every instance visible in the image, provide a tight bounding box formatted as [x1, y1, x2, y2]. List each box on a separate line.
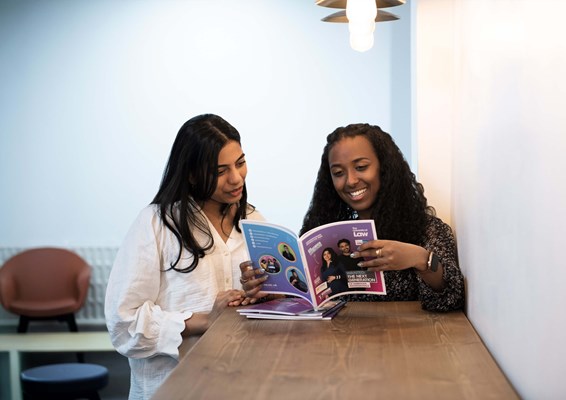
[243, 313, 336, 321]
[298, 220, 386, 308]
[237, 297, 316, 316]
[240, 220, 316, 304]
[238, 297, 346, 320]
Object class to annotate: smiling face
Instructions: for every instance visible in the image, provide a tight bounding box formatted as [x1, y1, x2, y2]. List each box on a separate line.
[204, 140, 247, 212]
[338, 241, 351, 255]
[328, 136, 381, 220]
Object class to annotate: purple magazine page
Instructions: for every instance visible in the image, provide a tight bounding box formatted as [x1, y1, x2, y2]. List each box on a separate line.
[237, 297, 316, 316]
[298, 219, 386, 308]
[237, 297, 347, 320]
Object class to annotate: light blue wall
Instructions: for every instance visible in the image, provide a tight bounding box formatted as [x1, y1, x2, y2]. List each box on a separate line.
[0, 0, 411, 246]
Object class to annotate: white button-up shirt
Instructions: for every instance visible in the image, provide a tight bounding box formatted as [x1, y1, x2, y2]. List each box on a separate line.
[105, 203, 264, 400]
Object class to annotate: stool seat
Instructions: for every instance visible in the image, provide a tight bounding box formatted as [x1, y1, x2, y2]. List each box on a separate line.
[21, 363, 109, 400]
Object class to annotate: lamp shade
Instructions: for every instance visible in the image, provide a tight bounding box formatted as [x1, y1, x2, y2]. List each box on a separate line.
[321, 9, 399, 23]
[316, 0, 405, 9]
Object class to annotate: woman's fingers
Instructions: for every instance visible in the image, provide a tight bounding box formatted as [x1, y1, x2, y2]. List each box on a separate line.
[238, 261, 270, 301]
[239, 260, 253, 276]
[241, 269, 267, 290]
[222, 289, 245, 303]
[242, 275, 268, 296]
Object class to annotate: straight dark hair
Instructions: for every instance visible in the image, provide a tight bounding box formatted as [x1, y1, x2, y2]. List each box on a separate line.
[152, 114, 250, 273]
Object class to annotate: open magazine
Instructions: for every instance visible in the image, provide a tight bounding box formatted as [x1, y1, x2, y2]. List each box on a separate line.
[239, 219, 386, 310]
[237, 297, 346, 320]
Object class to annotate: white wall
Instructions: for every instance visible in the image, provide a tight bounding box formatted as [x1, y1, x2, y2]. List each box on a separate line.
[414, 0, 454, 225]
[416, 1, 566, 398]
[0, 0, 411, 246]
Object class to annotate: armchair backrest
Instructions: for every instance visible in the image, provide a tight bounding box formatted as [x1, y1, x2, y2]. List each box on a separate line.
[0, 247, 91, 315]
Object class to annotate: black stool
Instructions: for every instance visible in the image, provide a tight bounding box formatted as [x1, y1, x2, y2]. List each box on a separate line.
[20, 363, 109, 400]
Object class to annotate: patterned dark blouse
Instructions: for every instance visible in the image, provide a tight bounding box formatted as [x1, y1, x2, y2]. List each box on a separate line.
[343, 215, 465, 312]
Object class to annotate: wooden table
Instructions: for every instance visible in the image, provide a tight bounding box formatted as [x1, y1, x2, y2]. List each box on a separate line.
[152, 301, 518, 400]
[0, 331, 116, 400]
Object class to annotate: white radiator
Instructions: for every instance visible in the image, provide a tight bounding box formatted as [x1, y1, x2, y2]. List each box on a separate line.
[0, 247, 118, 327]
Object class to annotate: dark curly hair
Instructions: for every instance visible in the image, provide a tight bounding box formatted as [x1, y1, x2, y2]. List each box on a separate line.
[300, 123, 435, 246]
[152, 114, 251, 273]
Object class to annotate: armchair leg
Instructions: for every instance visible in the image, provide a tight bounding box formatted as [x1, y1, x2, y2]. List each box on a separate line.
[17, 316, 29, 333]
[15, 313, 85, 361]
[65, 314, 79, 332]
[64, 313, 85, 362]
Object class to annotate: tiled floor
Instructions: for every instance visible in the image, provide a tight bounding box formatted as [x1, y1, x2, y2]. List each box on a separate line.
[1, 321, 130, 400]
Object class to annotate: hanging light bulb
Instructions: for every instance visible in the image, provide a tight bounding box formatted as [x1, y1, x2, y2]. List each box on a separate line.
[317, 0, 404, 53]
[345, 0, 377, 52]
[349, 31, 374, 52]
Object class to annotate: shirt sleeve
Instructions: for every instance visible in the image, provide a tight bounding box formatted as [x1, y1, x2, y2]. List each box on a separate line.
[104, 206, 192, 361]
[416, 216, 465, 312]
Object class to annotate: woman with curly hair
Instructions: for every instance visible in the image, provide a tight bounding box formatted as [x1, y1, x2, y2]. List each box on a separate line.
[301, 123, 464, 312]
[241, 123, 464, 312]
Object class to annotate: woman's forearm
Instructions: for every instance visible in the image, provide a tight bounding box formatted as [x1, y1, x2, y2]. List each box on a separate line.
[182, 313, 209, 337]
